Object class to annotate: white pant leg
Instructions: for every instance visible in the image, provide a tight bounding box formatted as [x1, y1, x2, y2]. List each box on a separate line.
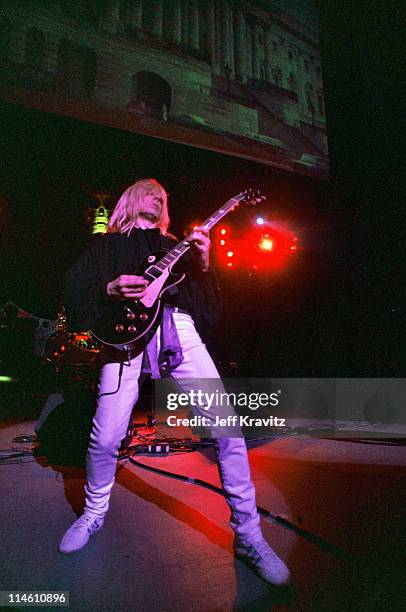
[85, 350, 144, 517]
[169, 312, 262, 542]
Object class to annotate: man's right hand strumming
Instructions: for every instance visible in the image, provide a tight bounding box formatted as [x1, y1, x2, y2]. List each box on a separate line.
[106, 275, 149, 300]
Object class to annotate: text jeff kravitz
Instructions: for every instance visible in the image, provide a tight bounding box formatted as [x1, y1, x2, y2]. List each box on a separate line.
[166, 415, 286, 427]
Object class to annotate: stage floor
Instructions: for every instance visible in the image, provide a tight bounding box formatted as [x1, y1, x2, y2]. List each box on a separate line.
[0, 418, 405, 611]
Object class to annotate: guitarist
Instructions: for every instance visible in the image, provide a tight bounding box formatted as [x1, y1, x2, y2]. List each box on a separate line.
[59, 178, 291, 587]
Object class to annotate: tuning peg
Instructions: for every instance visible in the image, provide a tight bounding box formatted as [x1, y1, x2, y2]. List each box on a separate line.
[239, 188, 265, 205]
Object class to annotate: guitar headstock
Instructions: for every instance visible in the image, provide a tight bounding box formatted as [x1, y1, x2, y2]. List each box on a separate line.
[200, 189, 267, 232]
[235, 188, 266, 206]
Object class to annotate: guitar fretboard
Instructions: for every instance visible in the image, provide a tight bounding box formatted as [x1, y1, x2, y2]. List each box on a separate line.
[144, 195, 240, 278]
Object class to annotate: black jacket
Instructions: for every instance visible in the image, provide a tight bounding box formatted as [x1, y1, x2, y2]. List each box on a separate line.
[64, 229, 222, 340]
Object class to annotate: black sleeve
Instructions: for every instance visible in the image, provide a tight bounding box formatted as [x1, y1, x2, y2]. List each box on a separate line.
[187, 263, 224, 338]
[175, 250, 224, 339]
[63, 236, 112, 331]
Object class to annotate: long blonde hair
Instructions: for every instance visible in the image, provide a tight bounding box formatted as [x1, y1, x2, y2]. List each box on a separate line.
[108, 178, 170, 235]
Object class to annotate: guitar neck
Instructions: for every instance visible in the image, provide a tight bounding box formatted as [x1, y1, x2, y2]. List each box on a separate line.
[150, 196, 240, 273]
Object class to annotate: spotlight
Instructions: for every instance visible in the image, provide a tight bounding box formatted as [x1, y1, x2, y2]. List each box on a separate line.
[256, 217, 265, 225]
[0, 375, 14, 382]
[220, 228, 227, 235]
[91, 193, 111, 235]
[260, 237, 273, 251]
[227, 251, 234, 257]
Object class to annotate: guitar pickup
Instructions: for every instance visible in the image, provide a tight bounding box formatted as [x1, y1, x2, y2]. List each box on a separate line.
[145, 267, 163, 280]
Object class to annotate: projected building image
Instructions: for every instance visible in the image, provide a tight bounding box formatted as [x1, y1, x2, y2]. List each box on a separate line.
[0, 0, 328, 178]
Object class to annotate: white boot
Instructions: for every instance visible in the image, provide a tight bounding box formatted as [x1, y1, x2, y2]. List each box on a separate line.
[58, 512, 105, 554]
[234, 537, 291, 586]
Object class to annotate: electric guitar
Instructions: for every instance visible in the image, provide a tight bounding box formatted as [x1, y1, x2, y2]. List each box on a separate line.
[91, 188, 265, 347]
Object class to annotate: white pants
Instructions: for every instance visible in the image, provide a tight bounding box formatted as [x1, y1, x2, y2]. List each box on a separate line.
[85, 312, 261, 541]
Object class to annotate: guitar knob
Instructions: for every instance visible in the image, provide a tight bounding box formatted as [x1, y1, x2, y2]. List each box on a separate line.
[139, 313, 148, 321]
[115, 324, 125, 333]
[126, 312, 136, 320]
[127, 325, 137, 333]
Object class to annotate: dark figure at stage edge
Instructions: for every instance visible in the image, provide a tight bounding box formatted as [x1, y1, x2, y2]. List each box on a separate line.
[59, 178, 291, 587]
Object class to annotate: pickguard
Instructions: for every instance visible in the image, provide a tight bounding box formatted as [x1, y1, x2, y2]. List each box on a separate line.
[140, 269, 170, 307]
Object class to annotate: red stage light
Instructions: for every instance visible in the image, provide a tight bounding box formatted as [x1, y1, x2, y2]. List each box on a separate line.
[74, 334, 89, 341]
[260, 237, 273, 251]
[214, 221, 298, 273]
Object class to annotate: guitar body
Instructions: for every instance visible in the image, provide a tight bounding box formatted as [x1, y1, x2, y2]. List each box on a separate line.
[91, 250, 185, 348]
